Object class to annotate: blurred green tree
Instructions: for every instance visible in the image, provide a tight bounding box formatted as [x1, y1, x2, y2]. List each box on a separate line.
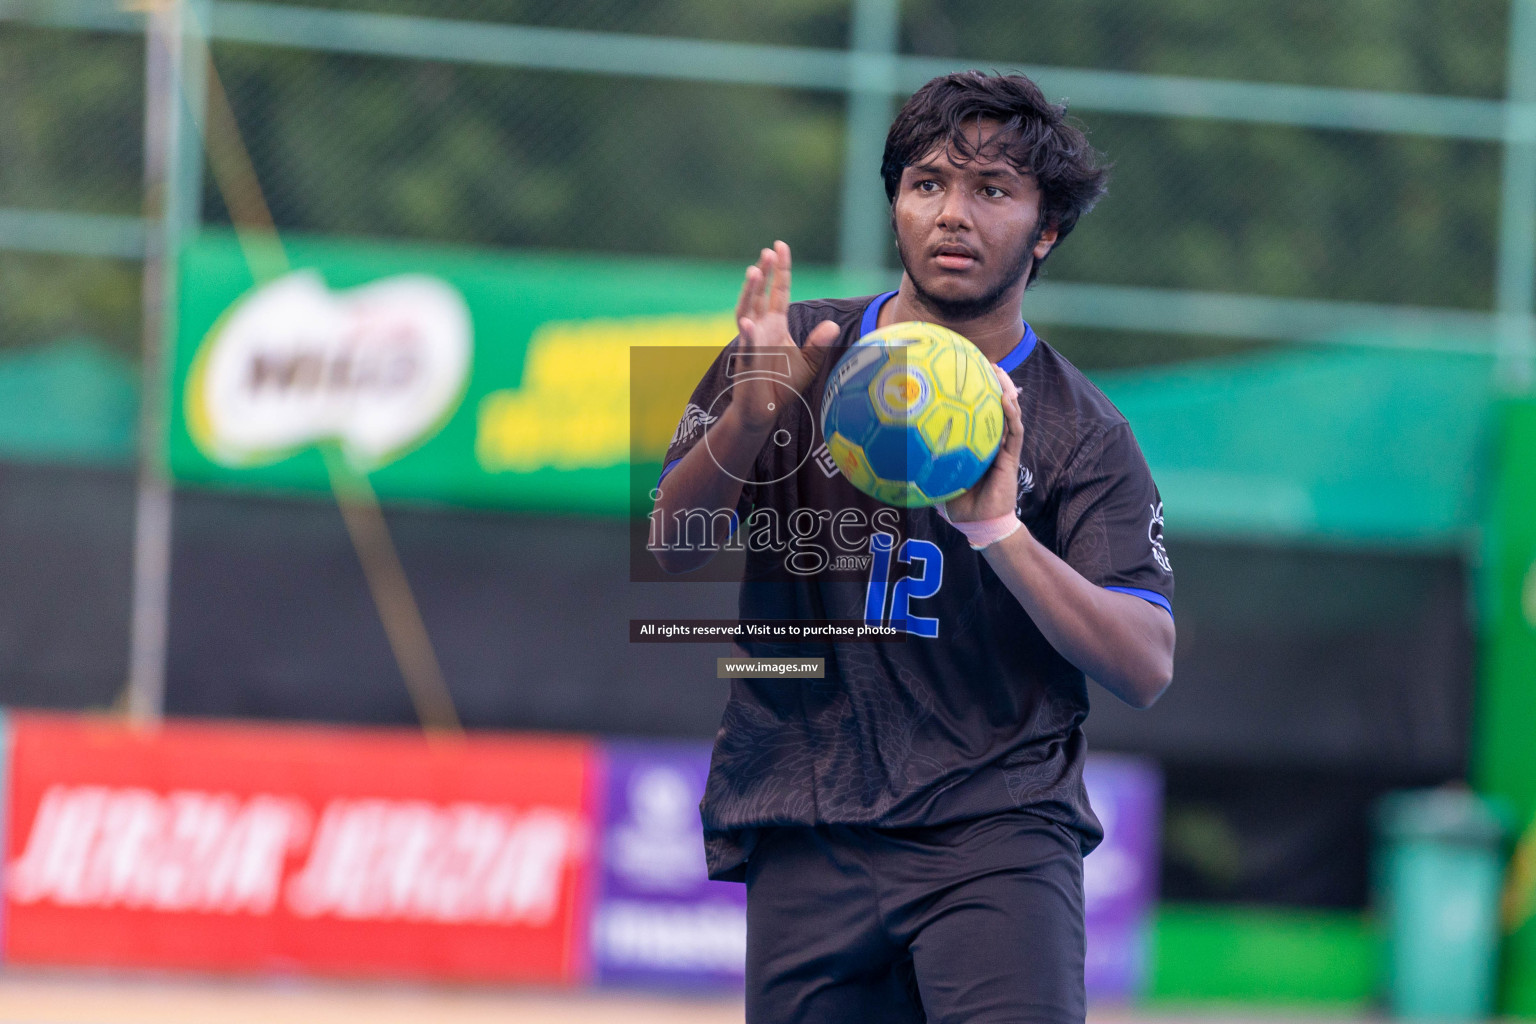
[0, 0, 1515, 366]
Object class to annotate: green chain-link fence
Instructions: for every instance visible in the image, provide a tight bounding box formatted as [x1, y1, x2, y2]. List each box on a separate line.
[0, 0, 1526, 375]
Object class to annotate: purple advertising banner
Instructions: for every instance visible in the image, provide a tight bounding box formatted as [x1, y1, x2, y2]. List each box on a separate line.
[1082, 753, 1164, 1002]
[592, 742, 1160, 997]
[592, 740, 746, 988]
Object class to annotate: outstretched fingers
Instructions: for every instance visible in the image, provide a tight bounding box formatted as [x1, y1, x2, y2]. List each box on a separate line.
[768, 240, 792, 313]
[735, 243, 806, 364]
[735, 264, 761, 326]
[740, 249, 775, 323]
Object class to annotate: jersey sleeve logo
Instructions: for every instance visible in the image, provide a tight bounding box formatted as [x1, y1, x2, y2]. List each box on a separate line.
[670, 402, 718, 447]
[1014, 465, 1035, 517]
[1149, 501, 1171, 573]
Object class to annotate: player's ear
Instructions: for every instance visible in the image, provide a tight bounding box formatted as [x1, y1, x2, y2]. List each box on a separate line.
[1033, 221, 1060, 260]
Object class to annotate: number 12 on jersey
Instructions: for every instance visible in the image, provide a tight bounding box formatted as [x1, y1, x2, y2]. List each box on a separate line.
[864, 533, 943, 637]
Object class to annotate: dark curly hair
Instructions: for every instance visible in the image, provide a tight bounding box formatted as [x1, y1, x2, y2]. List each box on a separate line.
[881, 71, 1109, 284]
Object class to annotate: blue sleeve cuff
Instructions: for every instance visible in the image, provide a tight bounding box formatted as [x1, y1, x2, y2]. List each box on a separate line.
[655, 457, 739, 538]
[1104, 585, 1173, 618]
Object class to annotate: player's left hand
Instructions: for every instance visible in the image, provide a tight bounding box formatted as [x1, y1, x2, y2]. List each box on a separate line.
[944, 364, 1023, 523]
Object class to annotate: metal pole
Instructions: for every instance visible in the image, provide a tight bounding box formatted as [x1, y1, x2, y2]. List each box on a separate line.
[178, 0, 209, 242]
[126, 0, 185, 725]
[1498, 0, 1536, 391]
[837, 0, 900, 276]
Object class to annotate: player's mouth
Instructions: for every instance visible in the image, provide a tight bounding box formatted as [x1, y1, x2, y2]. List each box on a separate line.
[931, 243, 979, 271]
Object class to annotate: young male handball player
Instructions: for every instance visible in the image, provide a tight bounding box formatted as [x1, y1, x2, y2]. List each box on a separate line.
[654, 71, 1176, 1024]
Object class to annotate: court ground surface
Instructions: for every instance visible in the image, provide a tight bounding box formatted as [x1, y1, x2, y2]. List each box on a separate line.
[0, 969, 1405, 1024]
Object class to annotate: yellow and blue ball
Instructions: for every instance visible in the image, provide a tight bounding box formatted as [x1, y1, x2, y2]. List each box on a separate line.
[820, 321, 1004, 507]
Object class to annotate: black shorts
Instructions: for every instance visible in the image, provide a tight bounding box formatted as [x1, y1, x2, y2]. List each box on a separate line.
[744, 811, 1085, 1024]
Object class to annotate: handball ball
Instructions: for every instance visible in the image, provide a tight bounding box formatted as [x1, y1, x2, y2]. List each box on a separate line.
[820, 321, 1004, 508]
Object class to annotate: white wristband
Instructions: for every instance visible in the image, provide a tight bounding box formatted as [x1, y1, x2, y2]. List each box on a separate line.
[937, 503, 1023, 551]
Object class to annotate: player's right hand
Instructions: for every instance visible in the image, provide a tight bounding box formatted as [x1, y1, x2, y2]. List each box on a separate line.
[731, 240, 840, 433]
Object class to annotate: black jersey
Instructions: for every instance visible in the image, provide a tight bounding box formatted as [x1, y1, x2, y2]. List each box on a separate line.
[659, 291, 1173, 881]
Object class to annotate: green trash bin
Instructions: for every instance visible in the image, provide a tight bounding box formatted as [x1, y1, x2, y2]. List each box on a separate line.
[1376, 788, 1510, 1021]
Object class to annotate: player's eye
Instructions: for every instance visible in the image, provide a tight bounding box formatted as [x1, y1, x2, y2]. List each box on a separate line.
[916, 179, 941, 192]
[981, 186, 1007, 199]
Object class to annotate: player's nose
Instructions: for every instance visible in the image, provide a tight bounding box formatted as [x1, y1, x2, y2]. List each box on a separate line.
[934, 189, 972, 231]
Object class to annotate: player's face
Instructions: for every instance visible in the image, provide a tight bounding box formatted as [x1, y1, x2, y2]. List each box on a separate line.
[891, 121, 1057, 321]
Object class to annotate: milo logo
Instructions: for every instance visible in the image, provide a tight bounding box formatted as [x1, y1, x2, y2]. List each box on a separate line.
[185, 270, 472, 469]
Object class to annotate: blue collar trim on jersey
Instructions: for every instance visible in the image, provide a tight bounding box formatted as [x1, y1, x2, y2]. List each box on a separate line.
[860, 290, 898, 336]
[998, 322, 1038, 372]
[861, 290, 1037, 372]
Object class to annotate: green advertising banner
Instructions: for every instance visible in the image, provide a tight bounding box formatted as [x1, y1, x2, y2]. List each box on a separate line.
[170, 231, 879, 513]
[1478, 399, 1536, 1016]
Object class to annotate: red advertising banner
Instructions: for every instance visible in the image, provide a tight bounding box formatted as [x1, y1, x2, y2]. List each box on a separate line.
[3, 713, 596, 982]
